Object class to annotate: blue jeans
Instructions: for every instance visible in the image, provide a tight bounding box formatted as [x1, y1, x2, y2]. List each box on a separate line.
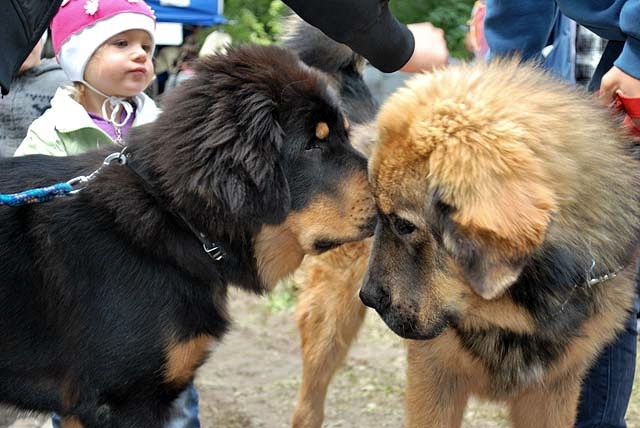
[165, 381, 201, 428]
[51, 381, 200, 427]
[575, 286, 639, 427]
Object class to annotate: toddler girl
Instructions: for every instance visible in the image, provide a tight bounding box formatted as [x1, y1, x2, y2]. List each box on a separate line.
[15, 0, 160, 156]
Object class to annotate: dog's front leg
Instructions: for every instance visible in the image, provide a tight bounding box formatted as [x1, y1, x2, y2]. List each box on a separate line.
[405, 338, 469, 428]
[291, 242, 370, 428]
[508, 372, 582, 428]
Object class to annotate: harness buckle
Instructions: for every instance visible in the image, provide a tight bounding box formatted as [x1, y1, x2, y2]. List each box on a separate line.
[203, 242, 225, 261]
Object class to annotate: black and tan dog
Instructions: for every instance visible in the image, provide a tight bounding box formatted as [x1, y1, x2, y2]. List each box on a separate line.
[0, 44, 375, 427]
[362, 60, 640, 427]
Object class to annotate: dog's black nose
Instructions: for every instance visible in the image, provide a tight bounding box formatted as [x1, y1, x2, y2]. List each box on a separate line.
[359, 286, 377, 309]
[359, 276, 389, 312]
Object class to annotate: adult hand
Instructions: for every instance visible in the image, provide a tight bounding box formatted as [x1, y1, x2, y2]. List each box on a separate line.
[600, 66, 640, 126]
[600, 66, 640, 102]
[400, 22, 449, 73]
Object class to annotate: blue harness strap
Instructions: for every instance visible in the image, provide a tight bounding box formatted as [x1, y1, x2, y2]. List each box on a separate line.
[0, 182, 75, 207]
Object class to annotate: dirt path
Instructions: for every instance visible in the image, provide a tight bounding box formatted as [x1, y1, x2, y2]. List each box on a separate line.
[2, 287, 638, 427]
[198, 289, 407, 428]
[196, 288, 640, 428]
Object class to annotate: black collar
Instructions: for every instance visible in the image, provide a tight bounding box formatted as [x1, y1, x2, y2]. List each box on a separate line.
[115, 148, 225, 262]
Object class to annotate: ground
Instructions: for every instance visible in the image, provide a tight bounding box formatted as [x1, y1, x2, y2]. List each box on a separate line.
[2, 286, 639, 428]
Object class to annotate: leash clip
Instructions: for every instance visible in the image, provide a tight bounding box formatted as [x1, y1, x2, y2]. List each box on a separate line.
[67, 151, 127, 194]
[103, 151, 127, 166]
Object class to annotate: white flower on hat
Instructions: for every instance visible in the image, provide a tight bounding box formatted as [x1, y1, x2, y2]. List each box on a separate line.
[84, 0, 99, 15]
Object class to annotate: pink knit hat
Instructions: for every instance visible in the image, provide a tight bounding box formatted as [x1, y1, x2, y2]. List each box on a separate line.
[51, 0, 156, 82]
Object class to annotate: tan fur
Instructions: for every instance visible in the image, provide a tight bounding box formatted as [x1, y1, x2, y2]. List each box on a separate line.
[291, 123, 378, 428]
[403, 334, 584, 428]
[372, 62, 637, 299]
[291, 240, 370, 428]
[253, 165, 375, 291]
[283, 175, 374, 255]
[373, 60, 637, 283]
[292, 60, 640, 427]
[60, 417, 84, 428]
[315, 122, 330, 139]
[164, 335, 215, 386]
[349, 122, 377, 157]
[254, 224, 306, 291]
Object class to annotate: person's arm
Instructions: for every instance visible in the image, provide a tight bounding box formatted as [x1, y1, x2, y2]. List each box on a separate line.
[282, 0, 413, 72]
[1, 0, 63, 95]
[484, 0, 557, 61]
[614, 0, 640, 80]
[599, 1, 640, 106]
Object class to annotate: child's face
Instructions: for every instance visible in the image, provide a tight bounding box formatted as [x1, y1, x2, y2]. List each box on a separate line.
[84, 29, 155, 98]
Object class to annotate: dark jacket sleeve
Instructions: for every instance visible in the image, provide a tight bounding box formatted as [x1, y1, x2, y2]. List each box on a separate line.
[484, 0, 557, 62]
[282, 0, 414, 72]
[1, 0, 63, 95]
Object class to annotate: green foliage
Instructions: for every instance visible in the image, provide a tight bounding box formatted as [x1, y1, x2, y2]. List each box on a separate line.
[265, 278, 298, 313]
[390, 0, 475, 59]
[199, 1, 474, 58]
[218, 0, 288, 45]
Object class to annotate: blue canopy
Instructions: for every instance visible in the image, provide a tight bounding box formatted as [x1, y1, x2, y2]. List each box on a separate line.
[147, 0, 226, 26]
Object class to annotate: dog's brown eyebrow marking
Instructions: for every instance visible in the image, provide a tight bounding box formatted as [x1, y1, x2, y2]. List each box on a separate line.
[316, 122, 330, 140]
[344, 117, 350, 131]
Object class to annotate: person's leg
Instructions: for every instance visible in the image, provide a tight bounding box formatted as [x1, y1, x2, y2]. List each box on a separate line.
[50, 413, 60, 428]
[575, 289, 639, 428]
[50, 382, 200, 428]
[165, 381, 201, 428]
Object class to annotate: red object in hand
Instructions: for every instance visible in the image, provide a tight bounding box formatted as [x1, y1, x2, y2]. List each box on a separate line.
[614, 93, 640, 138]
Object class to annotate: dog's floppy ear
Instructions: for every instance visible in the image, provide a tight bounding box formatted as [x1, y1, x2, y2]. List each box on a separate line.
[189, 91, 291, 227]
[430, 158, 556, 300]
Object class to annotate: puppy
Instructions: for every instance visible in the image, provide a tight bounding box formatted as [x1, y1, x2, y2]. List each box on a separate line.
[0, 44, 375, 427]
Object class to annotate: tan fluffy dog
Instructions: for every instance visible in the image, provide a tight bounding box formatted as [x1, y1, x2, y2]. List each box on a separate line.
[293, 59, 640, 428]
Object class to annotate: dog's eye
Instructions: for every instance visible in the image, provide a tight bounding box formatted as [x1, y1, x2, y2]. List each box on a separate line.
[305, 139, 322, 151]
[391, 216, 417, 236]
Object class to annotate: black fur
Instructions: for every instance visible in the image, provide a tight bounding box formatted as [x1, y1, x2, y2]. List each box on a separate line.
[281, 16, 378, 125]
